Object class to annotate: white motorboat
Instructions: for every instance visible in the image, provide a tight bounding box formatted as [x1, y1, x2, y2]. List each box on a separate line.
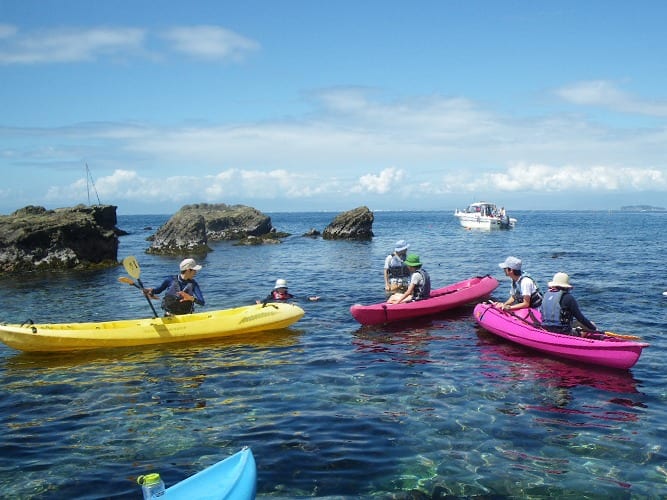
[454, 202, 517, 230]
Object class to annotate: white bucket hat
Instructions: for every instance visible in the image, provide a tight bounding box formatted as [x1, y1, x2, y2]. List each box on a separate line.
[498, 256, 522, 271]
[394, 240, 409, 253]
[548, 272, 573, 289]
[274, 278, 288, 290]
[179, 258, 202, 272]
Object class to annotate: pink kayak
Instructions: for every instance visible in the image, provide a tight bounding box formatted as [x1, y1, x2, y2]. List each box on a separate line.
[473, 302, 649, 370]
[351, 275, 499, 325]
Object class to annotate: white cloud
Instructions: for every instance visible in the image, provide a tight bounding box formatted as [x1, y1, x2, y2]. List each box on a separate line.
[353, 167, 405, 194]
[4, 84, 667, 213]
[44, 167, 334, 207]
[556, 80, 667, 116]
[0, 26, 146, 64]
[0, 24, 18, 39]
[439, 163, 667, 193]
[161, 25, 259, 61]
[0, 24, 258, 65]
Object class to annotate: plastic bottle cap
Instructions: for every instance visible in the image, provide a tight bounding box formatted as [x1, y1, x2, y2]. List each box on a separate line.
[137, 473, 161, 486]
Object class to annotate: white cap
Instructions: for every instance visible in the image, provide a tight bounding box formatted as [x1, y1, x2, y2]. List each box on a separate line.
[274, 278, 288, 290]
[180, 258, 202, 272]
[498, 256, 522, 271]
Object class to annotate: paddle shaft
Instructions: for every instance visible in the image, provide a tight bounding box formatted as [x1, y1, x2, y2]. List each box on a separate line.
[122, 256, 159, 318]
[136, 276, 159, 318]
[602, 331, 642, 340]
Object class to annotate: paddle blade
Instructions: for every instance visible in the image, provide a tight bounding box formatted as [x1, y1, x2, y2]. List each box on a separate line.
[118, 276, 138, 288]
[122, 256, 141, 279]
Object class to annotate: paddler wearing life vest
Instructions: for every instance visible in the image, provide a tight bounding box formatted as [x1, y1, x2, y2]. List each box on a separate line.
[384, 239, 411, 292]
[386, 254, 431, 304]
[540, 272, 597, 335]
[257, 278, 320, 305]
[143, 258, 206, 316]
[495, 256, 542, 312]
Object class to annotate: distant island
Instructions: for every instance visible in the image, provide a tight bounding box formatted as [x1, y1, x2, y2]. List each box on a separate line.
[620, 205, 666, 212]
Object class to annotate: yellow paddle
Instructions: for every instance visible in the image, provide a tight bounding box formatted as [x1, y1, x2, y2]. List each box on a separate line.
[122, 256, 159, 318]
[602, 331, 642, 341]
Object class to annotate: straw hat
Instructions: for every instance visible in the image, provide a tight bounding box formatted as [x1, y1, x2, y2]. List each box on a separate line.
[548, 272, 573, 289]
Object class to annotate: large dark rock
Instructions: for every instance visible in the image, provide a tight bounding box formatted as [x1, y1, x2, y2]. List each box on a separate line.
[147, 203, 279, 255]
[146, 211, 210, 255]
[322, 206, 374, 240]
[0, 204, 120, 273]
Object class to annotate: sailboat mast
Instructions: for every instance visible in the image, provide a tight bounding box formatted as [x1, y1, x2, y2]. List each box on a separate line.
[85, 163, 102, 205]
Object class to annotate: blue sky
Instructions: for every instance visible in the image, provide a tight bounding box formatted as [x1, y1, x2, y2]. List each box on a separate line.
[2, 0, 666, 214]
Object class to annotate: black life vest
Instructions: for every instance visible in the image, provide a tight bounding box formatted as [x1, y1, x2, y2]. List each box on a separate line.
[162, 276, 195, 315]
[413, 269, 431, 301]
[387, 254, 410, 279]
[511, 274, 543, 308]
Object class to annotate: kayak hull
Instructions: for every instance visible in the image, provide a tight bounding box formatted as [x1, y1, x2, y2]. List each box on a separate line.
[0, 303, 304, 352]
[473, 302, 648, 370]
[351, 275, 499, 325]
[164, 447, 256, 500]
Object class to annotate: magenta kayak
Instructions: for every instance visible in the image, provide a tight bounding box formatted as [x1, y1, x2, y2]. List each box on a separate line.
[350, 275, 499, 326]
[473, 302, 649, 370]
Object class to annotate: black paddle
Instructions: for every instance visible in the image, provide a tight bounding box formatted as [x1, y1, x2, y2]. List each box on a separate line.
[122, 256, 159, 318]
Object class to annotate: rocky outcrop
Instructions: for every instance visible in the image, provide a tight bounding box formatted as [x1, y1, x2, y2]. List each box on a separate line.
[0, 204, 120, 273]
[146, 211, 210, 255]
[147, 203, 282, 255]
[322, 206, 374, 240]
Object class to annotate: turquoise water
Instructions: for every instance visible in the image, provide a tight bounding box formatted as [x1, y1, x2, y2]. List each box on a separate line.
[0, 211, 665, 498]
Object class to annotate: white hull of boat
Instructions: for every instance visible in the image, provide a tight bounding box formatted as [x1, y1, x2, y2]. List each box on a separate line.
[454, 211, 516, 230]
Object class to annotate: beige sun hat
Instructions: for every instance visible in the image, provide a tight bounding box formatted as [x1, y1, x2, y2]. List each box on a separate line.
[548, 272, 573, 289]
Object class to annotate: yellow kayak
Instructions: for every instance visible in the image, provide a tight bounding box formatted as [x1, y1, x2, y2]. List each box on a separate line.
[0, 303, 304, 352]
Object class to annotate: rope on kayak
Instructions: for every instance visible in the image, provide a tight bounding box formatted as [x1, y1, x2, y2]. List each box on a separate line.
[477, 301, 492, 322]
[20, 319, 37, 334]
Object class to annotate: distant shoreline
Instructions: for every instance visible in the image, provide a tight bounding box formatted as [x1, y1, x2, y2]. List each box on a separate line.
[620, 205, 666, 212]
[112, 207, 667, 216]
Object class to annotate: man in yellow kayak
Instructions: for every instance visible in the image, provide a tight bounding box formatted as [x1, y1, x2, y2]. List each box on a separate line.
[143, 258, 206, 315]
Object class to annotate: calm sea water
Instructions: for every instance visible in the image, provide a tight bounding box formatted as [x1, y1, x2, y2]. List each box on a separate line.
[0, 210, 665, 499]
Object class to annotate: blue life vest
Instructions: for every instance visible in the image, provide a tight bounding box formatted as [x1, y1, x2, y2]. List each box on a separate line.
[540, 290, 573, 331]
